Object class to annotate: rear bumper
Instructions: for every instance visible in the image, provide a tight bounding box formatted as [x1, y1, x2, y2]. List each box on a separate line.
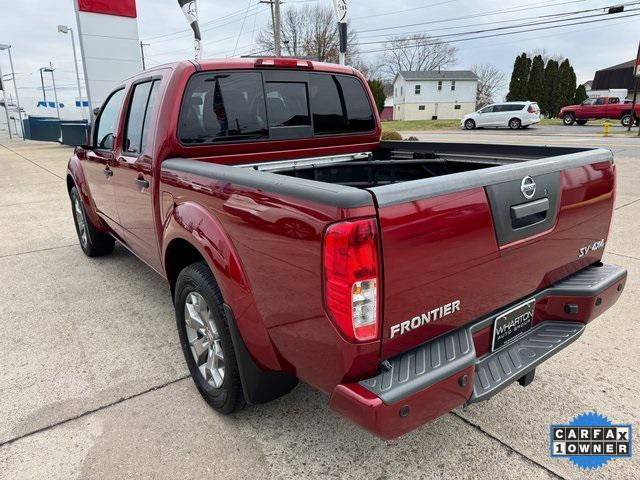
[329, 263, 626, 439]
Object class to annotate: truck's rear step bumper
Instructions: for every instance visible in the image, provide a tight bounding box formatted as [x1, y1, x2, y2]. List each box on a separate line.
[329, 263, 626, 439]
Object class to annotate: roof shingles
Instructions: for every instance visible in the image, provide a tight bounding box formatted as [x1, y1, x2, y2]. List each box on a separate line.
[398, 70, 478, 81]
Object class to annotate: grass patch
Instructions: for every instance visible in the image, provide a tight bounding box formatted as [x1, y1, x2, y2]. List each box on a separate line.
[381, 119, 461, 131]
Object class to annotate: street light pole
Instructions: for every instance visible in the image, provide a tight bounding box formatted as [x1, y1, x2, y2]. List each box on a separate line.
[39, 68, 47, 105]
[57, 26, 85, 119]
[44, 63, 61, 121]
[0, 62, 12, 139]
[0, 44, 23, 139]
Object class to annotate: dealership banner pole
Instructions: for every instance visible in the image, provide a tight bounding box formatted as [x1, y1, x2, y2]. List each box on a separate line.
[333, 0, 347, 65]
[178, 0, 202, 60]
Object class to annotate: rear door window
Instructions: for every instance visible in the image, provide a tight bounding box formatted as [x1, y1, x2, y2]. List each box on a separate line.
[178, 72, 268, 144]
[124, 80, 160, 154]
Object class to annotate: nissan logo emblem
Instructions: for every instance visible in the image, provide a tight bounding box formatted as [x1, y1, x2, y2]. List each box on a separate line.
[521, 176, 536, 199]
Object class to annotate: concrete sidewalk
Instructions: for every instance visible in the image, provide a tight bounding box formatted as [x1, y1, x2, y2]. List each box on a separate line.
[0, 137, 638, 479]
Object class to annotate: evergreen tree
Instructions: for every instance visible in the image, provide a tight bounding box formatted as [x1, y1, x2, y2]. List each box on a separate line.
[367, 79, 386, 113]
[506, 53, 530, 101]
[574, 84, 589, 104]
[527, 55, 545, 102]
[557, 60, 576, 110]
[542, 59, 560, 117]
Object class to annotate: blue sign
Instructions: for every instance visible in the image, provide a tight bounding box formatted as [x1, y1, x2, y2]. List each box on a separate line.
[551, 412, 632, 470]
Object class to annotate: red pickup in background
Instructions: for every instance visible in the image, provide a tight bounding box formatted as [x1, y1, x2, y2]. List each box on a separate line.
[560, 96, 640, 127]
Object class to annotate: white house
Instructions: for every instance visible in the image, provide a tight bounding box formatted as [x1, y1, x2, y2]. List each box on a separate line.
[392, 70, 478, 121]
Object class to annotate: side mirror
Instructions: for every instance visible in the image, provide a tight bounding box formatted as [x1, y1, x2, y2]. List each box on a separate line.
[93, 107, 101, 117]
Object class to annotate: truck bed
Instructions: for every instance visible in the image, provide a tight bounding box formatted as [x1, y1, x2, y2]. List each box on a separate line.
[263, 141, 603, 190]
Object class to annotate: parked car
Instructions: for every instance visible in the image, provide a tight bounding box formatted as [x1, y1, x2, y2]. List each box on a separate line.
[559, 96, 640, 126]
[67, 58, 626, 439]
[461, 101, 540, 130]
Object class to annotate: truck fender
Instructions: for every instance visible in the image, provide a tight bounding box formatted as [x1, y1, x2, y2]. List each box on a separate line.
[66, 154, 109, 233]
[162, 201, 284, 376]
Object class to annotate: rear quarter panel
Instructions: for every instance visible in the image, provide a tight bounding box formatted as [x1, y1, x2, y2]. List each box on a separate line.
[159, 168, 381, 393]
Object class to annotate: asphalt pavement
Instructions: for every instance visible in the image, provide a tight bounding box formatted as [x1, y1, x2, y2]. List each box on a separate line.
[0, 130, 638, 479]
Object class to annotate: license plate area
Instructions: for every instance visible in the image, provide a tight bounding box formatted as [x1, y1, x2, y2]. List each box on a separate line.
[491, 299, 535, 351]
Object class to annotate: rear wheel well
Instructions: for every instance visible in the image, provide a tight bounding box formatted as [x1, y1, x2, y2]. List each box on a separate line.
[620, 110, 632, 117]
[165, 239, 206, 297]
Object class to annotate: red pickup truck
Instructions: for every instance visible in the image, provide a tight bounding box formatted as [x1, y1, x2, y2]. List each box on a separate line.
[560, 96, 640, 127]
[67, 58, 626, 439]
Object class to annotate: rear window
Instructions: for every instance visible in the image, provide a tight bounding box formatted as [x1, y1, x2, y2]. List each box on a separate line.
[178, 71, 375, 145]
[495, 104, 524, 112]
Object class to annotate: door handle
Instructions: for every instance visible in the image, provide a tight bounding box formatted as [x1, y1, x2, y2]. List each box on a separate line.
[135, 178, 150, 189]
[103, 166, 113, 178]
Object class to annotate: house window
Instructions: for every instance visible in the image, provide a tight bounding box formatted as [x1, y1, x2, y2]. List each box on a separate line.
[451, 81, 456, 91]
[394, 87, 397, 96]
[400, 86, 403, 95]
[418, 105, 425, 111]
[437, 81, 442, 91]
[454, 105, 461, 110]
[415, 85, 421, 95]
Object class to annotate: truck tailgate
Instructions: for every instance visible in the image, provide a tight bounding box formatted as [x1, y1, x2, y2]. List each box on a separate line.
[369, 145, 615, 358]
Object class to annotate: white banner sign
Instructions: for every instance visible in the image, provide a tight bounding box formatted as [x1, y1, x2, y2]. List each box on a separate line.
[333, 0, 347, 23]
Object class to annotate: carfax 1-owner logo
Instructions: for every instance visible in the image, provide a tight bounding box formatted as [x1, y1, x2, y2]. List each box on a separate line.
[550, 412, 633, 470]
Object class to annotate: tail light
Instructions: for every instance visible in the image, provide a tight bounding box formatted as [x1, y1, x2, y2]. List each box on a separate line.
[323, 218, 380, 342]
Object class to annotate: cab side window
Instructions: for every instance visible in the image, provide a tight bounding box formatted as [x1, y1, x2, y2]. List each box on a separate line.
[95, 89, 125, 150]
[124, 80, 161, 154]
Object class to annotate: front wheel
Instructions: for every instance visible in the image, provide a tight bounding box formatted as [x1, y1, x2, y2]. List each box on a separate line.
[175, 261, 245, 414]
[464, 119, 476, 130]
[508, 118, 521, 130]
[621, 114, 633, 127]
[563, 113, 575, 126]
[70, 186, 114, 257]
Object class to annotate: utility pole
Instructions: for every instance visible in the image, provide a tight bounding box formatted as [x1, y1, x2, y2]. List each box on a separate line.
[0, 45, 24, 138]
[140, 41, 150, 70]
[273, 0, 281, 57]
[260, 0, 281, 57]
[629, 40, 640, 132]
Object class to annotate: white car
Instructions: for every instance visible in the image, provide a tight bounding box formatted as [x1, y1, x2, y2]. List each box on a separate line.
[461, 101, 540, 130]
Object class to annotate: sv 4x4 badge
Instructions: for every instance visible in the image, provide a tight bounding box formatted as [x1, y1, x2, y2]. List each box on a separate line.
[578, 239, 605, 258]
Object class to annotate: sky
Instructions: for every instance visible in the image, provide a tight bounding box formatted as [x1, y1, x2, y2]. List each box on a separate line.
[0, 0, 638, 119]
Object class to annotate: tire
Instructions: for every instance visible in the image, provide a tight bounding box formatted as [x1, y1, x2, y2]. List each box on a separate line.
[70, 186, 115, 257]
[464, 119, 475, 130]
[175, 261, 245, 414]
[621, 114, 633, 127]
[509, 118, 521, 130]
[576, 119, 587, 126]
[563, 113, 575, 126]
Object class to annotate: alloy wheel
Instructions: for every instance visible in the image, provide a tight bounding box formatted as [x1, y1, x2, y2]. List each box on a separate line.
[73, 196, 88, 249]
[184, 292, 225, 388]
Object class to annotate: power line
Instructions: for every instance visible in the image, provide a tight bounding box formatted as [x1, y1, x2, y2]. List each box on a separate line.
[357, 0, 591, 34]
[357, 1, 640, 40]
[353, 6, 640, 46]
[358, 9, 640, 54]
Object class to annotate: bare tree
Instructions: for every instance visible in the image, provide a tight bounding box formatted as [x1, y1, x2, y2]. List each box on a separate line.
[471, 63, 506, 108]
[256, 5, 360, 64]
[379, 34, 457, 79]
[527, 48, 565, 65]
